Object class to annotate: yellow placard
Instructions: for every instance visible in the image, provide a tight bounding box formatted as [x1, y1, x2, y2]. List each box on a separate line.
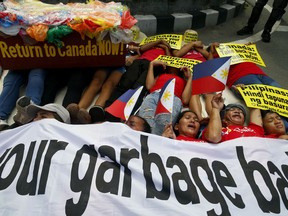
[183, 29, 198, 43]
[216, 43, 265, 67]
[155, 55, 202, 71]
[237, 84, 288, 118]
[139, 34, 183, 50]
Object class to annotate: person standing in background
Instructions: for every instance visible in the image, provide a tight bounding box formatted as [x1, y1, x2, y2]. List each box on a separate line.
[237, 0, 288, 42]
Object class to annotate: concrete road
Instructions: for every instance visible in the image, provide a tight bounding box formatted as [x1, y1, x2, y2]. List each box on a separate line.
[194, 0, 288, 89]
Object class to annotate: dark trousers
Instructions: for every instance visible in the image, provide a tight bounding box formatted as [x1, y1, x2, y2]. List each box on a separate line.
[41, 68, 94, 107]
[248, 0, 287, 31]
[105, 59, 151, 108]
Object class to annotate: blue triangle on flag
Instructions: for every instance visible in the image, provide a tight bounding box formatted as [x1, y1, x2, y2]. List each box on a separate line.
[193, 57, 231, 80]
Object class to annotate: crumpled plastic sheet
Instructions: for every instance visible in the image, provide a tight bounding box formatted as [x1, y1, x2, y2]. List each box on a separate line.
[46, 25, 73, 47]
[26, 24, 49, 41]
[0, 0, 137, 45]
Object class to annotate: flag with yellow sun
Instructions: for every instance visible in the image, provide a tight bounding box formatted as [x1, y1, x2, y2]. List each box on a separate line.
[191, 57, 231, 95]
[106, 86, 143, 120]
[155, 78, 175, 116]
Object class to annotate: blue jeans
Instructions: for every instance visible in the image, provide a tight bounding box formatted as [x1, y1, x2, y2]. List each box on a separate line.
[0, 69, 47, 120]
[138, 91, 182, 135]
[231, 74, 281, 98]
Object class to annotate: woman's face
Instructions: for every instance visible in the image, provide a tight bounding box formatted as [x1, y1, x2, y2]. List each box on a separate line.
[175, 111, 200, 138]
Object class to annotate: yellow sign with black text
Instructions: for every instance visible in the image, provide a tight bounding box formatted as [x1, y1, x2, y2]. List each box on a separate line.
[155, 55, 202, 71]
[216, 43, 265, 67]
[139, 34, 183, 50]
[238, 84, 288, 118]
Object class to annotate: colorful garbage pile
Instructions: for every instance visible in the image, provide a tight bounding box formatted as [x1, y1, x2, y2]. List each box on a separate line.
[0, 0, 137, 46]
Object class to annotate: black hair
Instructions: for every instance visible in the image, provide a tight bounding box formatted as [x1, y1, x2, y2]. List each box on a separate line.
[174, 110, 198, 136]
[220, 103, 247, 120]
[134, 115, 151, 133]
[261, 110, 278, 118]
[53, 113, 64, 122]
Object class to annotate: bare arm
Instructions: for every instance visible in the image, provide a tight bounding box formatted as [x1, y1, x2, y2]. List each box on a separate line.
[139, 39, 170, 54]
[195, 47, 211, 60]
[279, 135, 288, 140]
[204, 93, 224, 143]
[249, 108, 263, 127]
[173, 41, 204, 57]
[158, 44, 172, 56]
[181, 67, 192, 106]
[146, 60, 166, 90]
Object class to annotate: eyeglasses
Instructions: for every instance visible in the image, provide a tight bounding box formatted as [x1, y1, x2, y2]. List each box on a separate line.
[227, 107, 244, 114]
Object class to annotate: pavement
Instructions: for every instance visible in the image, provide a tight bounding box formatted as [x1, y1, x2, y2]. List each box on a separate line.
[193, 0, 288, 89]
[133, 0, 288, 91]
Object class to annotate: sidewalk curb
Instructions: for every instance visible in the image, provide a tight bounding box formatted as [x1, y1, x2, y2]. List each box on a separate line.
[134, 0, 245, 36]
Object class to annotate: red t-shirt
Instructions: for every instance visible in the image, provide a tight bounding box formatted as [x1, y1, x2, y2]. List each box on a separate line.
[177, 135, 206, 143]
[201, 123, 264, 142]
[182, 50, 206, 62]
[150, 74, 186, 98]
[227, 62, 266, 88]
[138, 48, 166, 61]
[220, 123, 264, 142]
[265, 134, 281, 139]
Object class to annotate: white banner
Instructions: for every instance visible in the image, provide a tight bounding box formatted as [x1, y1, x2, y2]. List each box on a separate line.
[0, 119, 288, 216]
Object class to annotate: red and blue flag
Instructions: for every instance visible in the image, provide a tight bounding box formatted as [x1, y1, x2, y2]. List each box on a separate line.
[106, 86, 143, 120]
[192, 57, 231, 95]
[155, 78, 175, 116]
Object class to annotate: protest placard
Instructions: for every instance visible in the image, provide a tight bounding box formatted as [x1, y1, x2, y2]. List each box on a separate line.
[216, 43, 265, 67]
[237, 84, 288, 118]
[139, 34, 183, 50]
[155, 55, 201, 71]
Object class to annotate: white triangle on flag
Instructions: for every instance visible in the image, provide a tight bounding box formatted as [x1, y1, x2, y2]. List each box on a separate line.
[211, 58, 231, 85]
[124, 86, 143, 120]
[160, 79, 175, 113]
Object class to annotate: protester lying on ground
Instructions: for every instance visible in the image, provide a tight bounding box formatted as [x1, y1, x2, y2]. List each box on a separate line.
[68, 39, 172, 124]
[66, 41, 142, 124]
[208, 42, 282, 96]
[202, 93, 264, 143]
[138, 60, 192, 135]
[125, 115, 151, 133]
[209, 42, 288, 130]
[173, 33, 215, 121]
[261, 110, 288, 140]
[0, 99, 70, 131]
[68, 66, 126, 124]
[162, 110, 205, 142]
[0, 68, 47, 131]
[67, 108, 151, 133]
[27, 103, 71, 124]
[40, 68, 94, 108]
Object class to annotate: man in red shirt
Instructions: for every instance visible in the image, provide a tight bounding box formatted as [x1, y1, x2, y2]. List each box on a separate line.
[202, 93, 264, 143]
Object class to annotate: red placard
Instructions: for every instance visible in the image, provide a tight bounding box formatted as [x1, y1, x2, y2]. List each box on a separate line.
[0, 32, 126, 70]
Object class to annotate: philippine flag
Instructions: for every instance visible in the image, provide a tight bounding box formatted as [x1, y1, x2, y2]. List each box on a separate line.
[106, 86, 143, 120]
[155, 78, 175, 116]
[192, 57, 231, 95]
